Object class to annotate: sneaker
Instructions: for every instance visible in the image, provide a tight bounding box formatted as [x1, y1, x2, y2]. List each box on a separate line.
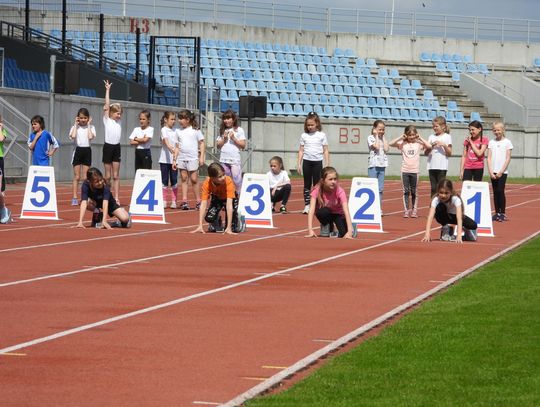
[463, 228, 478, 242]
[109, 219, 122, 228]
[180, 201, 190, 211]
[411, 209, 418, 218]
[499, 213, 508, 222]
[208, 217, 223, 233]
[329, 231, 339, 238]
[492, 213, 500, 221]
[234, 215, 246, 233]
[320, 223, 331, 237]
[195, 201, 201, 211]
[91, 211, 103, 228]
[302, 204, 310, 214]
[123, 215, 132, 229]
[440, 224, 454, 241]
[170, 201, 177, 209]
[71, 198, 79, 206]
[403, 210, 409, 218]
[0, 207, 12, 224]
[279, 205, 287, 213]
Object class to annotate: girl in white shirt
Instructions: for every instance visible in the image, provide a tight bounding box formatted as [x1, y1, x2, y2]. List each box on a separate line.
[69, 107, 95, 206]
[297, 112, 329, 214]
[367, 120, 389, 210]
[173, 109, 206, 210]
[487, 121, 513, 222]
[267, 156, 291, 213]
[102, 80, 122, 203]
[426, 116, 453, 197]
[216, 110, 245, 193]
[129, 109, 154, 171]
[159, 111, 178, 208]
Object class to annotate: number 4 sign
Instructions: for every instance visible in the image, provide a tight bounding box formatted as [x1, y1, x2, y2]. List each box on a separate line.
[129, 169, 166, 224]
[461, 181, 494, 237]
[238, 173, 273, 228]
[348, 177, 384, 233]
[21, 166, 59, 220]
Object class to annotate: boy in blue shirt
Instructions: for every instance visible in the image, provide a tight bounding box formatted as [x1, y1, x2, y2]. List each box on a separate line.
[27, 115, 59, 166]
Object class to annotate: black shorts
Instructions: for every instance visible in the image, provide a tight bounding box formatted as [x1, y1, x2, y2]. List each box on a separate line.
[102, 143, 121, 164]
[72, 146, 92, 166]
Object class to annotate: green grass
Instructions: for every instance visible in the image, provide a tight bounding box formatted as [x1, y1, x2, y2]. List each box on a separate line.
[248, 236, 540, 407]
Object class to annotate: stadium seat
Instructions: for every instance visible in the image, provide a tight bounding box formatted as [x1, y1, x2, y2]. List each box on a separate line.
[423, 90, 435, 99]
[447, 100, 458, 111]
[419, 52, 431, 62]
[470, 112, 482, 122]
[451, 72, 461, 81]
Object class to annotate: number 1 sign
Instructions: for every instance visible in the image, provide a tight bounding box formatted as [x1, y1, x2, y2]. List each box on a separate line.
[461, 181, 494, 237]
[20, 166, 59, 220]
[348, 177, 384, 234]
[129, 170, 166, 224]
[238, 173, 273, 228]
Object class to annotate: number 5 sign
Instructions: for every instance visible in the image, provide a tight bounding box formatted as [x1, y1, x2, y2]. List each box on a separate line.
[238, 173, 273, 228]
[129, 169, 166, 224]
[21, 166, 59, 220]
[348, 177, 384, 233]
[461, 181, 494, 237]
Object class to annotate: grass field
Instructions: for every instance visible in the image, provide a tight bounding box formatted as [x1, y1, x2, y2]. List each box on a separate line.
[248, 235, 540, 406]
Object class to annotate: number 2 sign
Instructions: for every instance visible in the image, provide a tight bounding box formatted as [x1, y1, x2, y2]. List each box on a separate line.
[129, 170, 166, 224]
[348, 177, 384, 233]
[21, 166, 59, 220]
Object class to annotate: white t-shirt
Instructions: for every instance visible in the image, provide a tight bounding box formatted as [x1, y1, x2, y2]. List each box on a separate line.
[488, 138, 513, 174]
[427, 132, 452, 170]
[367, 134, 388, 168]
[129, 126, 154, 149]
[70, 125, 95, 148]
[431, 195, 461, 215]
[266, 169, 291, 189]
[176, 126, 204, 161]
[218, 126, 246, 165]
[299, 131, 328, 161]
[103, 116, 122, 145]
[159, 126, 177, 164]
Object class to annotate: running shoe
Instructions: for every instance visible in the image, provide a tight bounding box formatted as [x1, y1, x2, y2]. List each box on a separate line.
[320, 223, 331, 237]
[71, 198, 79, 206]
[302, 204, 310, 214]
[411, 209, 418, 218]
[403, 210, 410, 218]
[180, 201, 190, 210]
[0, 207, 12, 224]
[170, 201, 177, 209]
[279, 205, 287, 213]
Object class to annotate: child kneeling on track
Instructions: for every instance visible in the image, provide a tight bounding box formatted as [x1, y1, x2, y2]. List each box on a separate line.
[306, 166, 354, 239]
[422, 178, 477, 243]
[192, 162, 245, 234]
[76, 167, 131, 229]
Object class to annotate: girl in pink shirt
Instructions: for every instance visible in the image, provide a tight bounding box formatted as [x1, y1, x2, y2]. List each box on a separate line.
[460, 120, 488, 181]
[389, 125, 431, 218]
[306, 166, 354, 239]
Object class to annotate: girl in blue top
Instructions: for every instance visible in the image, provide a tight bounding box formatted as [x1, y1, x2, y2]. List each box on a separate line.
[27, 115, 59, 166]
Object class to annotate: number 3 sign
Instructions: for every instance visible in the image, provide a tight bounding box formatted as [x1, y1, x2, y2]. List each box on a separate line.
[21, 166, 59, 220]
[348, 177, 384, 234]
[129, 169, 166, 224]
[238, 173, 273, 228]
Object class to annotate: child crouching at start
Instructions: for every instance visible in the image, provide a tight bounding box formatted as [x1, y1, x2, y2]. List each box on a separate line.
[76, 167, 131, 229]
[422, 178, 477, 243]
[193, 162, 245, 234]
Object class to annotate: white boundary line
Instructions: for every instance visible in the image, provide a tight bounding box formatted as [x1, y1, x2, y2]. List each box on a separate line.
[222, 229, 540, 407]
[0, 228, 430, 354]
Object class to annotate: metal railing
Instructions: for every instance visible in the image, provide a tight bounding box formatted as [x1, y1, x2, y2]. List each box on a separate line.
[1, 0, 540, 44]
[0, 95, 32, 177]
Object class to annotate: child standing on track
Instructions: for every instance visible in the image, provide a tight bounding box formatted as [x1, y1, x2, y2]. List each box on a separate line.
[487, 121, 513, 222]
[0, 114, 7, 193]
[69, 108, 95, 206]
[129, 109, 154, 171]
[193, 162, 244, 234]
[367, 120, 389, 212]
[76, 167, 131, 229]
[389, 125, 431, 218]
[267, 156, 291, 213]
[27, 115, 59, 166]
[0, 164, 11, 224]
[216, 110, 245, 194]
[159, 111, 178, 209]
[306, 166, 354, 239]
[102, 80, 122, 203]
[425, 116, 452, 197]
[173, 109, 205, 210]
[297, 112, 329, 214]
[422, 178, 477, 243]
[460, 120, 488, 181]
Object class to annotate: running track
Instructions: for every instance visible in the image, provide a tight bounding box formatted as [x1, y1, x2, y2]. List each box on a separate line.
[1, 180, 539, 406]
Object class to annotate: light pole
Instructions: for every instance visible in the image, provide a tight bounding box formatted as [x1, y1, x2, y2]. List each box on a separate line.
[390, 0, 395, 36]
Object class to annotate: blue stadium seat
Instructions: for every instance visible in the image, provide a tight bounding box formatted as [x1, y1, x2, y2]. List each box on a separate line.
[470, 111, 482, 122]
[451, 72, 461, 82]
[435, 62, 447, 72]
[452, 54, 462, 63]
[420, 52, 431, 62]
[467, 64, 479, 73]
[455, 111, 466, 123]
[447, 100, 458, 110]
[478, 64, 490, 74]
[442, 53, 452, 63]
[423, 90, 435, 99]
[463, 55, 473, 63]
[431, 53, 442, 62]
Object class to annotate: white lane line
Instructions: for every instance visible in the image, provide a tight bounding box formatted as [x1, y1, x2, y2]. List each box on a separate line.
[222, 229, 540, 407]
[0, 228, 427, 355]
[0, 229, 306, 288]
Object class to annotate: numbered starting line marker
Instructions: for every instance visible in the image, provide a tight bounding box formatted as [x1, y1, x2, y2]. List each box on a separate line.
[20, 165, 59, 220]
[461, 180, 494, 237]
[238, 173, 273, 228]
[129, 169, 166, 224]
[348, 177, 384, 234]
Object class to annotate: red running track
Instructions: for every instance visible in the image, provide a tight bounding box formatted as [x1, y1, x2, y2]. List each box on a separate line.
[0, 180, 539, 406]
